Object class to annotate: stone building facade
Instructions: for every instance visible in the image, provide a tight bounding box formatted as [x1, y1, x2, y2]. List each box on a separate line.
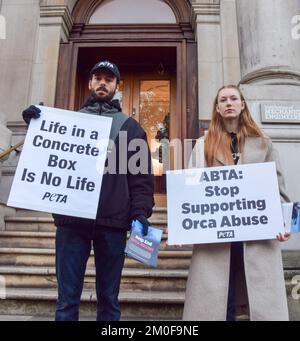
[2, 0, 299, 239]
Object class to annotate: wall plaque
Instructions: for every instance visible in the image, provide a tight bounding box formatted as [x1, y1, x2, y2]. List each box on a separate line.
[260, 102, 300, 123]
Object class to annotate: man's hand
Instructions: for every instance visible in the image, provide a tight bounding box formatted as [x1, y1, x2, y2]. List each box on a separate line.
[135, 215, 150, 236]
[22, 105, 41, 125]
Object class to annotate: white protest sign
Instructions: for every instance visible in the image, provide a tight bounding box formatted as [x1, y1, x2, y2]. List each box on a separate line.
[8, 106, 112, 219]
[167, 162, 284, 245]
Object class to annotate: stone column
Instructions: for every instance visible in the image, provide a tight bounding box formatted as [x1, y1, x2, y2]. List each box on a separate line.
[0, 112, 13, 230]
[236, 0, 300, 85]
[29, 5, 73, 106]
[191, 0, 241, 125]
[220, 0, 241, 85]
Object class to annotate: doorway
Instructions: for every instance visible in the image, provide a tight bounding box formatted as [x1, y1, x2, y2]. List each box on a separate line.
[74, 46, 177, 206]
[55, 1, 198, 208]
[119, 76, 173, 195]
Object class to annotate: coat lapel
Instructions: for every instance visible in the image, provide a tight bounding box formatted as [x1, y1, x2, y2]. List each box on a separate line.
[240, 137, 267, 164]
[215, 152, 230, 166]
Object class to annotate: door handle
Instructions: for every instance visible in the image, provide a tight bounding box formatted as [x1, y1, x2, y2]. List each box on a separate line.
[132, 108, 136, 117]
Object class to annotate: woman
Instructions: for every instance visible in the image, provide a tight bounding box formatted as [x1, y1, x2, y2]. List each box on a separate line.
[183, 85, 290, 321]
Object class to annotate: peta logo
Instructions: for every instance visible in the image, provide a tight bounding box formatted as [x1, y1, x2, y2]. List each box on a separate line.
[291, 15, 300, 40]
[217, 230, 234, 239]
[0, 14, 6, 40]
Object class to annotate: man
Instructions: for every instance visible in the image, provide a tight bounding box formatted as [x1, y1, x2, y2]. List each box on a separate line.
[22, 61, 154, 321]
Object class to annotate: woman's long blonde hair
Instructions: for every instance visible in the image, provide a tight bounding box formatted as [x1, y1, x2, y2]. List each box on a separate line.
[205, 85, 264, 166]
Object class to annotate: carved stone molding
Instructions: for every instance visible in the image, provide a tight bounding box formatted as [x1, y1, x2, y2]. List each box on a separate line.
[190, 1, 220, 25]
[69, 0, 195, 41]
[239, 66, 300, 86]
[72, 0, 192, 24]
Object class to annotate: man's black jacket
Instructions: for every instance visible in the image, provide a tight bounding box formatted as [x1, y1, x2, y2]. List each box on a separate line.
[53, 98, 154, 230]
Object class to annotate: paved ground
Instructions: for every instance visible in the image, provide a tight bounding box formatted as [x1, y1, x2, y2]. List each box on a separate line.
[0, 315, 97, 321]
[0, 315, 165, 321]
[0, 315, 52, 321]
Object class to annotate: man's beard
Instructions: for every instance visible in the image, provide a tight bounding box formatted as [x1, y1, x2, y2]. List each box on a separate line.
[91, 87, 116, 102]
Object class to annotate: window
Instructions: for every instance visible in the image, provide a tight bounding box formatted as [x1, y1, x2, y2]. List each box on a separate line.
[89, 0, 177, 24]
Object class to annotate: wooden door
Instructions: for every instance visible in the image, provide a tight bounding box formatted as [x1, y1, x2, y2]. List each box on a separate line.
[75, 71, 174, 206]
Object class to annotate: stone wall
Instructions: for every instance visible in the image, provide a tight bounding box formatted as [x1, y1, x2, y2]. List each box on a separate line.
[0, 0, 73, 206]
[236, 0, 300, 250]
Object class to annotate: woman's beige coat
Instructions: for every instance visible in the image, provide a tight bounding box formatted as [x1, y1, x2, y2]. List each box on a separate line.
[182, 136, 289, 321]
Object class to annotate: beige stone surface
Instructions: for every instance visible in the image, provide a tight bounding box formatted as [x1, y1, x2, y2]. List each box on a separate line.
[0, 1, 73, 120]
[29, 4, 73, 106]
[240, 83, 300, 251]
[0, 1, 39, 62]
[0, 1, 39, 122]
[193, 1, 224, 120]
[220, 0, 241, 84]
[29, 24, 62, 106]
[236, 0, 300, 82]
[0, 124, 11, 153]
[40, 0, 77, 13]
[197, 23, 222, 62]
[0, 111, 12, 163]
[198, 62, 223, 119]
[222, 57, 241, 85]
[0, 60, 33, 121]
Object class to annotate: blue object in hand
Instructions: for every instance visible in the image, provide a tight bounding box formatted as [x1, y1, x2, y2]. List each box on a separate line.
[22, 105, 41, 125]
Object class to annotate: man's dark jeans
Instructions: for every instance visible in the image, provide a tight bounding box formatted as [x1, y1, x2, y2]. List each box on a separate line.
[55, 224, 127, 321]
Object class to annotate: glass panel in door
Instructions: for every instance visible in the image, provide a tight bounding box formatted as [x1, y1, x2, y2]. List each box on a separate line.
[139, 80, 170, 193]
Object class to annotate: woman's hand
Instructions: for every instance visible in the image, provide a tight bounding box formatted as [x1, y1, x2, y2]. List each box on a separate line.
[276, 232, 291, 242]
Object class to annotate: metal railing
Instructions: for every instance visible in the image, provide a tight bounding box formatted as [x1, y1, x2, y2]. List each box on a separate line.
[0, 140, 24, 160]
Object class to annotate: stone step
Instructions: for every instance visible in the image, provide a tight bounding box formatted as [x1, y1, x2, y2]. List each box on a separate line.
[0, 248, 192, 269]
[0, 231, 184, 250]
[0, 283, 299, 320]
[1, 264, 299, 292]
[5, 217, 167, 232]
[282, 250, 300, 269]
[0, 231, 55, 249]
[14, 207, 167, 218]
[5, 217, 56, 232]
[0, 266, 188, 292]
[0, 237, 298, 266]
[0, 288, 184, 320]
[149, 207, 167, 220]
